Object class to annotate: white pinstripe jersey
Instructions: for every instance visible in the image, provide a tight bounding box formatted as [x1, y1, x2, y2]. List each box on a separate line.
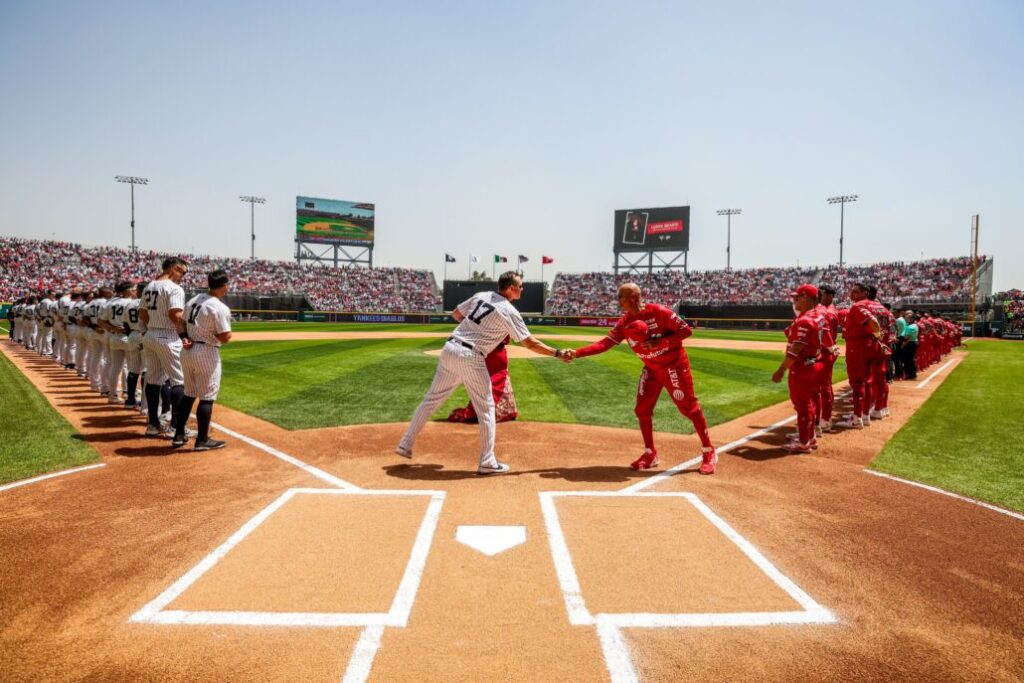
[142, 279, 185, 330]
[58, 296, 72, 322]
[185, 293, 232, 347]
[85, 297, 107, 326]
[453, 291, 530, 355]
[123, 299, 147, 333]
[102, 297, 129, 331]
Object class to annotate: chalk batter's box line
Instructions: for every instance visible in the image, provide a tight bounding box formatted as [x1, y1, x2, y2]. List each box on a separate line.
[539, 490, 838, 628]
[130, 487, 446, 628]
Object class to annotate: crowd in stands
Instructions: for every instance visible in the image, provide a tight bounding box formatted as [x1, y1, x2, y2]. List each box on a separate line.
[548, 257, 983, 316]
[996, 289, 1024, 335]
[0, 237, 439, 312]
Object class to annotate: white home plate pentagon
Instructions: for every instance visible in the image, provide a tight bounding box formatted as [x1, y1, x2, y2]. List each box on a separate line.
[456, 525, 527, 556]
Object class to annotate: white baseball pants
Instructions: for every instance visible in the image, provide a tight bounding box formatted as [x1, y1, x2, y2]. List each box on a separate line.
[399, 340, 498, 469]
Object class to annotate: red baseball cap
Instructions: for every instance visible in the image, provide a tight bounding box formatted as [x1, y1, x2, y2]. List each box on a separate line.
[790, 284, 819, 299]
[623, 320, 649, 342]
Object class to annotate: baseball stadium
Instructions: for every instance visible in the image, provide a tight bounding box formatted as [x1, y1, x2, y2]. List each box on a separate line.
[3, 5, 1024, 683]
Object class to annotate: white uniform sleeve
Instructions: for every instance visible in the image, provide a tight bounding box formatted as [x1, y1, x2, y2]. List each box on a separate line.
[169, 286, 185, 311]
[216, 303, 232, 334]
[503, 306, 531, 343]
[456, 296, 477, 317]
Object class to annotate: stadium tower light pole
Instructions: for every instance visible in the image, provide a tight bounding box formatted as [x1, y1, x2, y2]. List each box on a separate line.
[827, 194, 858, 267]
[115, 176, 149, 252]
[716, 209, 741, 270]
[239, 196, 266, 260]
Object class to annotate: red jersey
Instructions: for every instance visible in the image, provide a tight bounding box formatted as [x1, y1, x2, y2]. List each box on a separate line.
[842, 300, 878, 344]
[577, 303, 692, 368]
[815, 303, 838, 349]
[866, 301, 897, 345]
[785, 308, 823, 363]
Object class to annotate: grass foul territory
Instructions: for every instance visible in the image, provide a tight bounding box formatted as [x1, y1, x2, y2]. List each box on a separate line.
[0, 350, 99, 485]
[219, 337, 846, 432]
[871, 341, 1024, 513]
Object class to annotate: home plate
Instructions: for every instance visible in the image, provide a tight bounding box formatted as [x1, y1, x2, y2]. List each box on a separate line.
[456, 525, 527, 556]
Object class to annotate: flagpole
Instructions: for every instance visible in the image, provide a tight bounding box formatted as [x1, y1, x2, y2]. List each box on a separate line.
[467, 254, 470, 279]
[444, 258, 447, 283]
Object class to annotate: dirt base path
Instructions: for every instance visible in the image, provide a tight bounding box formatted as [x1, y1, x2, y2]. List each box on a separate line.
[1, 341, 1021, 683]
[231, 330, 789, 352]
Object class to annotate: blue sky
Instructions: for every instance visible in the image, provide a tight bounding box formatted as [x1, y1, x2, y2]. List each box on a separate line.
[1, 1, 1021, 291]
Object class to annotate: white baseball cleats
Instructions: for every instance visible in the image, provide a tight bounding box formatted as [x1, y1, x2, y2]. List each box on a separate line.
[477, 462, 510, 476]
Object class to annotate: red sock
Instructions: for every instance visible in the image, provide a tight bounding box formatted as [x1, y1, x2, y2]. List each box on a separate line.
[637, 415, 655, 450]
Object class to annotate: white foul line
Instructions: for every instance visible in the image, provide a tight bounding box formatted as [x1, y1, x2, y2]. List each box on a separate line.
[0, 463, 106, 493]
[620, 414, 797, 494]
[863, 470, 1024, 522]
[915, 358, 957, 389]
[342, 626, 386, 683]
[210, 420, 361, 491]
[595, 616, 640, 683]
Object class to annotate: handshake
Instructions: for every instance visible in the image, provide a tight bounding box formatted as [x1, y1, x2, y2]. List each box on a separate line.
[555, 348, 577, 363]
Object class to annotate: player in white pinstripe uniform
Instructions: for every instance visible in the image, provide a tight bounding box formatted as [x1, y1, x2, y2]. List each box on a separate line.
[122, 283, 147, 411]
[72, 292, 92, 377]
[85, 287, 111, 394]
[140, 258, 189, 438]
[54, 289, 70, 365]
[396, 271, 568, 474]
[172, 270, 232, 451]
[100, 282, 134, 404]
[37, 290, 56, 357]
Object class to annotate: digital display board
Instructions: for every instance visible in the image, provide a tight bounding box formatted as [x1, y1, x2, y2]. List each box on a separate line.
[296, 196, 375, 246]
[614, 206, 689, 252]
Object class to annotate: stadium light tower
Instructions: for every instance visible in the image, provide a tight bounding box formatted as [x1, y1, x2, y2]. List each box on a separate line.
[239, 195, 266, 260]
[716, 208, 742, 270]
[827, 194, 858, 267]
[115, 175, 149, 252]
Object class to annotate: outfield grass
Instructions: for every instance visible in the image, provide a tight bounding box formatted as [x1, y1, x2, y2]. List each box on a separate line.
[0, 348, 99, 485]
[871, 341, 1024, 512]
[219, 337, 846, 432]
[231, 320, 786, 342]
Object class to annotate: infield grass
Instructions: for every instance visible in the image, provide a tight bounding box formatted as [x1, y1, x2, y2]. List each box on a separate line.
[871, 341, 1024, 512]
[219, 337, 845, 432]
[0, 345, 99, 485]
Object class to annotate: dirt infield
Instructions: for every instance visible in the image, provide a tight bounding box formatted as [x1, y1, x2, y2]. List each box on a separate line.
[2, 340, 1022, 682]
[231, 330, 790, 352]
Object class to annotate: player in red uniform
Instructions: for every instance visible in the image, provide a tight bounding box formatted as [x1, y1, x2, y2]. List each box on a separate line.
[865, 286, 897, 419]
[837, 282, 881, 429]
[447, 337, 518, 423]
[565, 283, 717, 474]
[815, 285, 840, 432]
[773, 284, 824, 453]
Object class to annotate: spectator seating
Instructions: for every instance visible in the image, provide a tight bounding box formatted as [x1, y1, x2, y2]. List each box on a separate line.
[0, 237, 440, 313]
[548, 257, 985, 316]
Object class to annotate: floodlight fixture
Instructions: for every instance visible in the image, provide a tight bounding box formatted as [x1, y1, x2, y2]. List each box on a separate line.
[826, 195, 858, 267]
[716, 208, 742, 270]
[115, 175, 150, 251]
[240, 195, 267, 259]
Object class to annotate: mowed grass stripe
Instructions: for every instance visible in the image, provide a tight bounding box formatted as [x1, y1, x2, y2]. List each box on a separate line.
[216, 337, 809, 433]
[246, 339, 449, 428]
[0, 349, 99, 485]
[871, 342, 1024, 512]
[219, 338, 441, 416]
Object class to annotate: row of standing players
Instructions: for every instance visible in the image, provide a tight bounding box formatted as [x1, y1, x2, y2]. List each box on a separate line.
[5, 257, 233, 452]
[777, 282, 962, 453]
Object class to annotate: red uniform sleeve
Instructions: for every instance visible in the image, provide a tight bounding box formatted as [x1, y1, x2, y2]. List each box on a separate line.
[575, 336, 619, 358]
[575, 317, 625, 358]
[785, 317, 816, 358]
